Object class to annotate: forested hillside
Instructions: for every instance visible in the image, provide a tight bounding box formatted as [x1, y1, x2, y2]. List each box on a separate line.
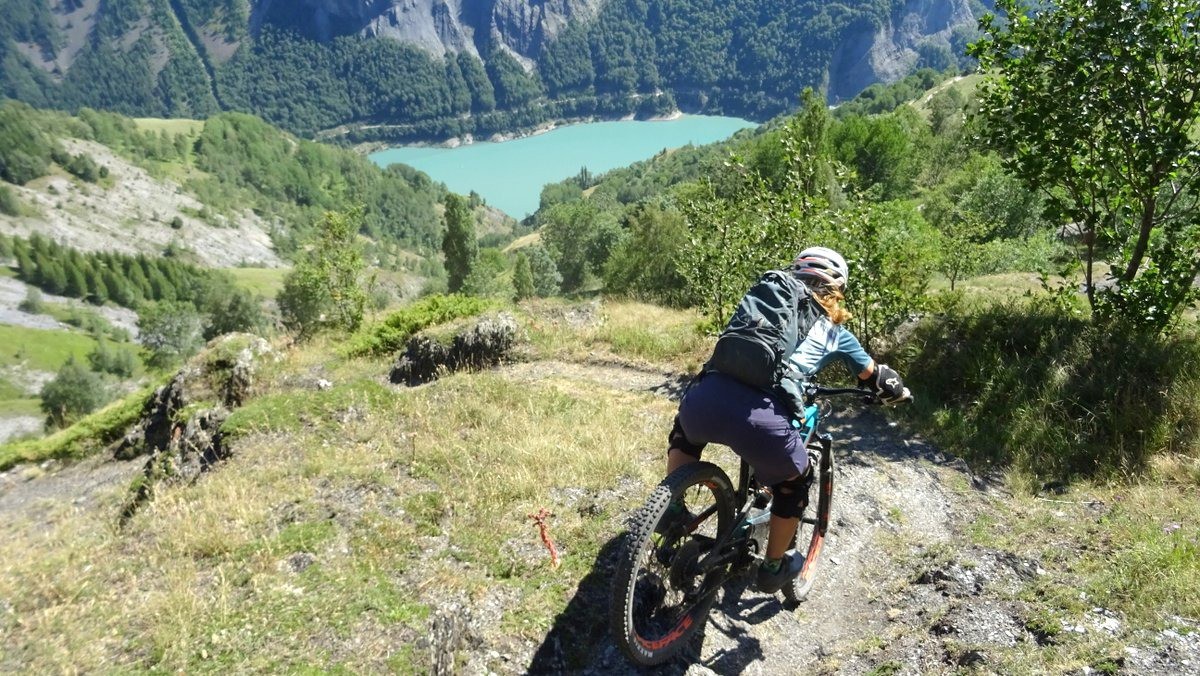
[0, 0, 985, 140]
[0, 100, 450, 259]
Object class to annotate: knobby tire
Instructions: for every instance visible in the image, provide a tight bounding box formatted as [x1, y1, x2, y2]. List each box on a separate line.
[782, 446, 834, 603]
[609, 462, 736, 666]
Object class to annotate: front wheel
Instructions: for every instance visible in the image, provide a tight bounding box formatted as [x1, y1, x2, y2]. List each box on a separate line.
[782, 447, 834, 603]
[609, 461, 736, 666]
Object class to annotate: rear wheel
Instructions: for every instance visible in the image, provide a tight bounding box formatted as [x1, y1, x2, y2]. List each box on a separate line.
[609, 462, 736, 666]
[782, 448, 834, 603]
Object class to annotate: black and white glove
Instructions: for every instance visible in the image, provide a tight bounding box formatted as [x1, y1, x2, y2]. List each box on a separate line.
[859, 363, 911, 405]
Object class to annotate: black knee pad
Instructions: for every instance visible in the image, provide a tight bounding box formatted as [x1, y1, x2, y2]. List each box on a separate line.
[668, 416, 704, 459]
[770, 473, 811, 519]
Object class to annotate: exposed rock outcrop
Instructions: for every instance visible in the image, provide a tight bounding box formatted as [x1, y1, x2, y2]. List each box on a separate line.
[389, 312, 518, 385]
[117, 334, 275, 518]
[252, 0, 601, 60]
[828, 0, 979, 101]
[0, 140, 281, 269]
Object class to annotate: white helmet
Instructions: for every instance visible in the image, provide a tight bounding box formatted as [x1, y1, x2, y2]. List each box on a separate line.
[791, 246, 849, 289]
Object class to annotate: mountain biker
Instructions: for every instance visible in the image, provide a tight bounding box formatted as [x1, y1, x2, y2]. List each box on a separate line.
[661, 246, 911, 593]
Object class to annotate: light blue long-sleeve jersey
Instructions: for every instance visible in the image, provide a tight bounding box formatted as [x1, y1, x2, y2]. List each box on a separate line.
[788, 314, 872, 379]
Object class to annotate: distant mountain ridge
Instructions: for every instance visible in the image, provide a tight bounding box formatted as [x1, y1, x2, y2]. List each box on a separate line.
[0, 0, 985, 140]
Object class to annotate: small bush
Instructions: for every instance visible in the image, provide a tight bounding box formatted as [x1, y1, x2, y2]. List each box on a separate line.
[39, 358, 110, 428]
[87, 338, 138, 378]
[897, 300, 1200, 483]
[139, 301, 205, 369]
[0, 184, 20, 215]
[278, 209, 368, 339]
[342, 294, 494, 357]
[18, 287, 44, 313]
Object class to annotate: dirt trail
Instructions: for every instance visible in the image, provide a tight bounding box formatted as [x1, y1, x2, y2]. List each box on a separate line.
[496, 360, 1199, 675]
[487, 359, 999, 673]
[2, 358, 1195, 674]
[0, 454, 143, 520]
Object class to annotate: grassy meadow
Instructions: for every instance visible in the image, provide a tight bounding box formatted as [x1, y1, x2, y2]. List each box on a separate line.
[225, 267, 290, 299]
[0, 300, 704, 672]
[0, 324, 99, 419]
[132, 118, 205, 136]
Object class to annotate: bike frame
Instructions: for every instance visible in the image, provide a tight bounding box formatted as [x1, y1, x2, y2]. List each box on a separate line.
[690, 385, 864, 589]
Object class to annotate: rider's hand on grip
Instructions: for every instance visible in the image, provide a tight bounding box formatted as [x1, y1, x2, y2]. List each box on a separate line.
[859, 363, 909, 405]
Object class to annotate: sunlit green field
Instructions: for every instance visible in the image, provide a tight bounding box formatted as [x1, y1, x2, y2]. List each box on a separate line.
[225, 267, 290, 299]
[132, 117, 204, 135]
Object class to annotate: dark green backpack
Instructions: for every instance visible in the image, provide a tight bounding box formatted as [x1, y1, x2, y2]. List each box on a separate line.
[707, 270, 818, 390]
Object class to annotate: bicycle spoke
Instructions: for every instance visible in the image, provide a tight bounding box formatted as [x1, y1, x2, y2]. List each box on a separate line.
[611, 462, 736, 666]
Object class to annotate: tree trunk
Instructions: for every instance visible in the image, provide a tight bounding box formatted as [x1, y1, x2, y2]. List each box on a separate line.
[1122, 198, 1158, 282]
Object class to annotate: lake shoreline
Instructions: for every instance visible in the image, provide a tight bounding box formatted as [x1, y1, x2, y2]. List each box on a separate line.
[367, 114, 756, 218]
[348, 110, 689, 155]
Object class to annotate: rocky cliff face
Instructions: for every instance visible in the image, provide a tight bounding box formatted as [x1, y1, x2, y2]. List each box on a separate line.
[828, 0, 979, 101]
[252, 0, 601, 60]
[3, 0, 985, 138]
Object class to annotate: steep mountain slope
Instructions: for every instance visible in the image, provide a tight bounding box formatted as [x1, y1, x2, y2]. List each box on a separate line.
[1, 0, 984, 140]
[0, 101, 449, 261]
[0, 299, 1195, 673]
[252, 0, 603, 59]
[2, 137, 278, 267]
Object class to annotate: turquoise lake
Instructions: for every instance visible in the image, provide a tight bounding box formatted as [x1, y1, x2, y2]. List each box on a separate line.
[369, 115, 757, 219]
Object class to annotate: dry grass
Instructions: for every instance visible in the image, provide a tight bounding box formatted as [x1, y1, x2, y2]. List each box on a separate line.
[968, 471, 1200, 627]
[0, 323, 678, 671]
[520, 298, 711, 371]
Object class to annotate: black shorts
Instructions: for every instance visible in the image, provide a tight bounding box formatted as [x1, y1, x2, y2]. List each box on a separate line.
[670, 372, 809, 487]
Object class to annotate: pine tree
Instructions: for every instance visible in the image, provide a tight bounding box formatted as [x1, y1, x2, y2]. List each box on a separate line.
[43, 262, 67, 295]
[125, 259, 150, 298]
[65, 262, 88, 298]
[442, 194, 477, 293]
[87, 269, 109, 305]
[16, 250, 36, 283]
[31, 253, 51, 287]
[105, 269, 134, 307]
[513, 252, 535, 300]
[149, 270, 176, 302]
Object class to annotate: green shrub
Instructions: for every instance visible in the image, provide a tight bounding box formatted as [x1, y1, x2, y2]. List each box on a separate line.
[0, 387, 152, 470]
[17, 287, 44, 313]
[0, 184, 20, 215]
[897, 300, 1200, 483]
[342, 294, 494, 357]
[278, 209, 368, 339]
[139, 301, 205, 369]
[39, 358, 109, 428]
[87, 338, 138, 378]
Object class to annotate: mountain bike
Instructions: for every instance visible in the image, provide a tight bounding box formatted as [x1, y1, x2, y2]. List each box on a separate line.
[609, 384, 884, 667]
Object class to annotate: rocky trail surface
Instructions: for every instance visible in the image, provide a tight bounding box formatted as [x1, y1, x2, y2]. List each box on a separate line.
[491, 361, 1200, 675]
[1, 357, 1196, 674]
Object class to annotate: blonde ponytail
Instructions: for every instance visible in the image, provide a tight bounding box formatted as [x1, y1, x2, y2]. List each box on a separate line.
[813, 287, 852, 325]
